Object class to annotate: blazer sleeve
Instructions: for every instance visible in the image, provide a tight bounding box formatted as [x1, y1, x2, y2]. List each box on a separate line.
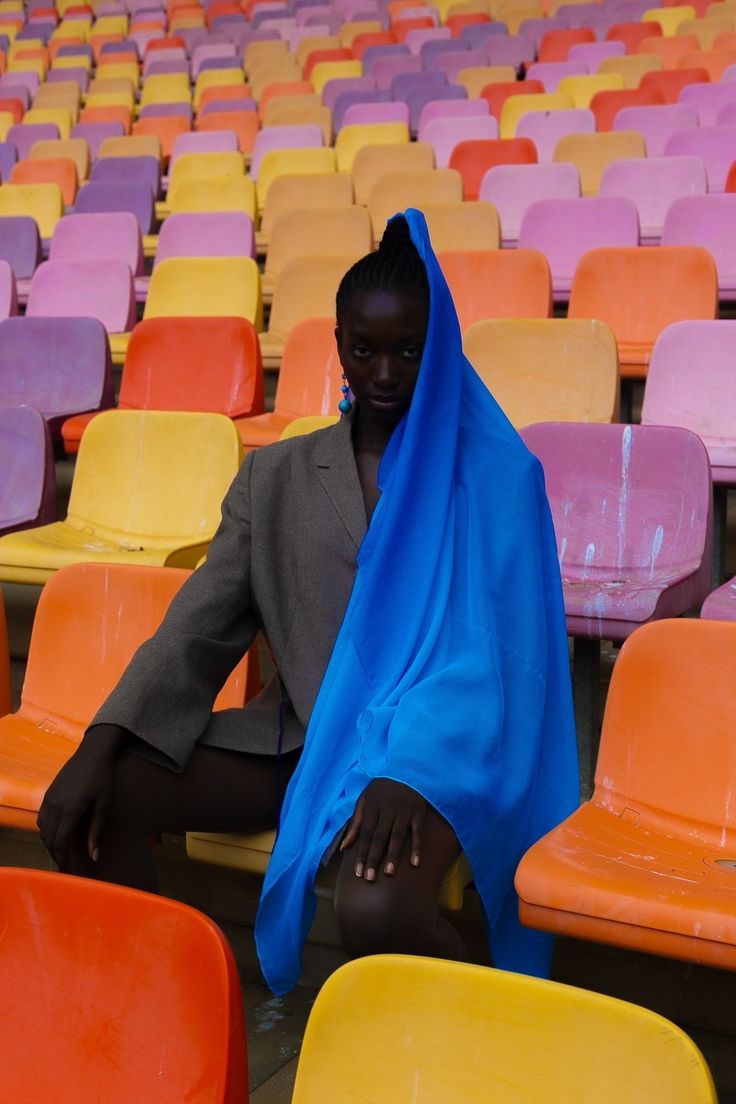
[88, 449, 259, 770]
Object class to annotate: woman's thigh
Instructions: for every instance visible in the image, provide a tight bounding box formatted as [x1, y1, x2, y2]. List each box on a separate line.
[107, 742, 301, 835]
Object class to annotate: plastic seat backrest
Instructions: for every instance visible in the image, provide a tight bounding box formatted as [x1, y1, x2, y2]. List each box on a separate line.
[255, 146, 336, 209]
[0, 214, 41, 278]
[259, 171, 354, 240]
[273, 316, 344, 416]
[144, 256, 262, 328]
[439, 247, 552, 329]
[65, 409, 243, 549]
[266, 254, 360, 340]
[75, 178, 154, 234]
[249, 121, 324, 178]
[516, 107, 595, 162]
[568, 245, 718, 345]
[154, 210, 255, 265]
[49, 210, 143, 274]
[420, 113, 498, 168]
[367, 168, 463, 236]
[0, 180, 63, 238]
[463, 317, 619, 426]
[639, 66, 709, 104]
[167, 149, 244, 200]
[167, 175, 257, 220]
[170, 128, 239, 166]
[598, 155, 707, 238]
[264, 205, 372, 281]
[0, 402, 56, 535]
[89, 155, 161, 198]
[498, 92, 575, 139]
[0, 853, 247, 1098]
[552, 129, 646, 194]
[612, 101, 697, 155]
[0, 315, 113, 431]
[421, 200, 500, 251]
[132, 115, 191, 161]
[449, 136, 538, 200]
[479, 161, 580, 243]
[27, 257, 136, 332]
[291, 955, 717, 1104]
[351, 139, 434, 204]
[662, 193, 736, 288]
[121, 316, 264, 419]
[334, 120, 409, 172]
[664, 123, 736, 190]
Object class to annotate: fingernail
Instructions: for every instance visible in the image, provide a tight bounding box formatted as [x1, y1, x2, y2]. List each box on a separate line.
[355, 863, 363, 877]
[366, 868, 375, 882]
[384, 861, 395, 875]
[92, 848, 100, 862]
[411, 854, 420, 866]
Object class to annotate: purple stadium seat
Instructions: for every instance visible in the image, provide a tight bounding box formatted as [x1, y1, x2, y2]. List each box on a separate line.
[518, 17, 566, 50]
[137, 102, 194, 121]
[415, 35, 459, 66]
[6, 123, 59, 161]
[420, 113, 499, 168]
[191, 43, 237, 78]
[678, 81, 736, 126]
[89, 155, 161, 198]
[341, 100, 410, 128]
[613, 102, 698, 157]
[521, 420, 712, 787]
[46, 68, 90, 93]
[145, 59, 191, 77]
[74, 180, 155, 236]
[485, 33, 536, 69]
[249, 123, 324, 179]
[480, 160, 580, 246]
[27, 259, 136, 335]
[0, 71, 39, 98]
[516, 107, 595, 161]
[518, 195, 640, 300]
[71, 122, 126, 161]
[407, 84, 466, 135]
[362, 44, 410, 73]
[664, 125, 736, 192]
[50, 212, 144, 277]
[0, 140, 17, 183]
[332, 89, 391, 131]
[0, 82, 30, 110]
[598, 155, 707, 243]
[0, 404, 57, 537]
[436, 49, 490, 84]
[0, 215, 41, 303]
[662, 193, 736, 301]
[458, 22, 508, 48]
[372, 55, 423, 90]
[321, 75, 376, 112]
[0, 316, 113, 439]
[0, 259, 18, 319]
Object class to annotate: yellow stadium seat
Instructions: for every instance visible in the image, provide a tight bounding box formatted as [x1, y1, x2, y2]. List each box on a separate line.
[243, 37, 289, 71]
[262, 205, 372, 300]
[256, 146, 336, 213]
[95, 60, 140, 85]
[367, 169, 463, 242]
[91, 14, 128, 36]
[310, 59, 363, 95]
[250, 59, 302, 100]
[259, 254, 360, 370]
[457, 65, 517, 97]
[643, 3, 696, 33]
[295, 35, 339, 68]
[263, 100, 333, 143]
[0, 181, 63, 239]
[499, 91, 575, 138]
[279, 415, 340, 438]
[144, 256, 262, 330]
[289, 957, 717, 1103]
[0, 112, 14, 141]
[193, 67, 246, 110]
[352, 140, 435, 206]
[29, 138, 89, 183]
[598, 54, 662, 87]
[556, 72, 625, 109]
[9, 58, 46, 81]
[85, 88, 136, 113]
[257, 171, 354, 251]
[23, 107, 72, 139]
[421, 201, 501, 251]
[52, 54, 93, 72]
[164, 149, 244, 212]
[139, 73, 191, 109]
[168, 175, 257, 221]
[0, 411, 243, 585]
[463, 318, 619, 427]
[98, 133, 162, 163]
[553, 130, 646, 195]
[334, 120, 409, 173]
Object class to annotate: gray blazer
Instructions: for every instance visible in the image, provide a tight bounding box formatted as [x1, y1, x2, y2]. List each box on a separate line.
[92, 414, 367, 769]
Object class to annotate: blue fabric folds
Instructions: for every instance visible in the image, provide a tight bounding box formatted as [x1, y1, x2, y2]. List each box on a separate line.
[255, 208, 578, 994]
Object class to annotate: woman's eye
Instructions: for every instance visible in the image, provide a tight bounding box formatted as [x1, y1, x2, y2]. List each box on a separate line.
[352, 346, 372, 359]
[402, 345, 423, 360]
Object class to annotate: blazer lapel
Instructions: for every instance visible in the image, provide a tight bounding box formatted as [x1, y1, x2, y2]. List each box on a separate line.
[315, 413, 367, 551]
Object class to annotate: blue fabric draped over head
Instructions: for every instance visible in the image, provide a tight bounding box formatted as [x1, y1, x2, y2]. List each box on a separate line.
[256, 208, 578, 994]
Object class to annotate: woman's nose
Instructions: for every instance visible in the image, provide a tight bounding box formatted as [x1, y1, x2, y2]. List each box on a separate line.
[373, 356, 399, 386]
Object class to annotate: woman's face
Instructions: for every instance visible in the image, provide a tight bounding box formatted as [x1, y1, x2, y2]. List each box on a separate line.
[336, 288, 429, 429]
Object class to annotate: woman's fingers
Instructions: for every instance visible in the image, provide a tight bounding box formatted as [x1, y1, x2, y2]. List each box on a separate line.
[382, 812, 409, 876]
[354, 803, 379, 878]
[87, 795, 110, 863]
[339, 795, 365, 852]
[410, 806, 427, 867]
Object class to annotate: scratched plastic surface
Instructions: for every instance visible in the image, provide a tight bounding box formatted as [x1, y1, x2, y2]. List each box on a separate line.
[517, 619, 736, 969]
[0, 562, 257, 829]
[0, 867, 247, 1103]
[521, 422, 712, 638]
[291, 955, 717, 1103]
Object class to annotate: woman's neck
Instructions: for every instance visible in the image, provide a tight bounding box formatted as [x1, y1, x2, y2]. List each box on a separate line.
[352, 406, 397, 456]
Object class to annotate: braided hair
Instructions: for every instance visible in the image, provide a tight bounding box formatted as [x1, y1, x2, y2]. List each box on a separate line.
[335, 215, 429, 325]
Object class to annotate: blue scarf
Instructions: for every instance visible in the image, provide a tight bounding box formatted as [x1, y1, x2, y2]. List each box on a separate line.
[255, 209, 578, 994]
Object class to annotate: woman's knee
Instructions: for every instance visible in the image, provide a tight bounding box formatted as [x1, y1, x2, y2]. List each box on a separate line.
[334, 871, 430, 956]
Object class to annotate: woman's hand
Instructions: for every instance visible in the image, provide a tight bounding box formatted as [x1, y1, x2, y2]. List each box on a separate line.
[36, 724, 128, 868]
[341, 778, 427, 881]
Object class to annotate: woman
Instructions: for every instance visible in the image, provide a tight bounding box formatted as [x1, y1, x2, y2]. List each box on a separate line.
[38, 210, 578, 995]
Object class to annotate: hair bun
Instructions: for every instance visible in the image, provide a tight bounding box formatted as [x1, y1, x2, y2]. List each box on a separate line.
[379, 215, 413, 251]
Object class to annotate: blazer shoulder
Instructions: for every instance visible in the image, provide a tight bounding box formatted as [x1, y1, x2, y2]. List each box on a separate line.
[250, 418, 350, 480]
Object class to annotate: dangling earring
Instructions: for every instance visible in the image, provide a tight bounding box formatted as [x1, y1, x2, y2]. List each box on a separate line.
[338, 374, 353, 415]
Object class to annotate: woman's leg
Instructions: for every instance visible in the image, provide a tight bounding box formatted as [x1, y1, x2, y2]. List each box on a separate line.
[333, 804, 468, 961]
[61, 743, 299, 892]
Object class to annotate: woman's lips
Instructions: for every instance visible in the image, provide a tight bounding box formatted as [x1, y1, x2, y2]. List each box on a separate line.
[366, 394, 405, 410]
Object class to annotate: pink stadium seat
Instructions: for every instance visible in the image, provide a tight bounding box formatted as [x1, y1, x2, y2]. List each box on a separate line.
[516, 107, 595, 161]
[249, 123, 324, 179]
[612, 102, 699, 156]
[526, 60, 589, 91]
[664, 125, 736, 192]
[701, 578, 736, 619]
[341, 100, 410, 127]
[49, 212, 144, 276]
[568, 40, 625, 68]
[420, 114, 498, 168]
[169, 128, 239, 166]
[479, 161, 580, 247]
[416, 96, 489, 135]
[679, 80, 736, 126]
[598, 155, 707, 243]
[6, 123, 59, 160]
[153, 210, 256, 266]
[518, 195, 640, 300]
[662, 193, 736, 300]
[27, 258, 136, 335]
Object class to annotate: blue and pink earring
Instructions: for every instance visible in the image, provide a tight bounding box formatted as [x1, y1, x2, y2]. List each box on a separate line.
[338, 374, 353, 415]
